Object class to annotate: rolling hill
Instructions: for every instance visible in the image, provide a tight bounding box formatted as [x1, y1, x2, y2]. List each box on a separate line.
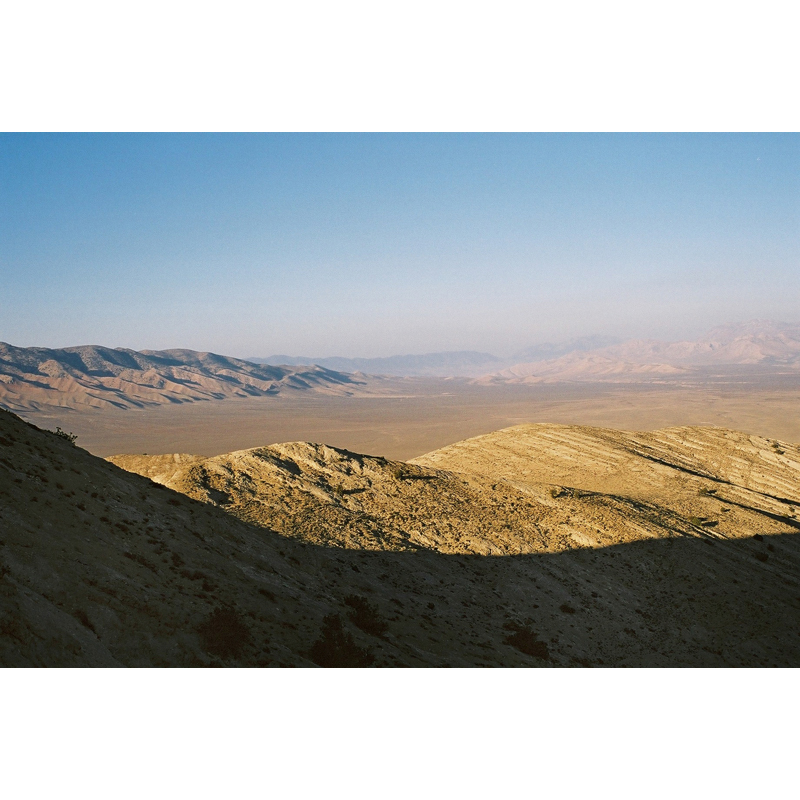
[111, 424, 800, 556]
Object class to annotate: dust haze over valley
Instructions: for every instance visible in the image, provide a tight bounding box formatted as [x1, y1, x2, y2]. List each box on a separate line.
[5, 320, 800, 460]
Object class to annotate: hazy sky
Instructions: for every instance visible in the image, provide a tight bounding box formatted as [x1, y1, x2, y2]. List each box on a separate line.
[1, 133, 797, 357]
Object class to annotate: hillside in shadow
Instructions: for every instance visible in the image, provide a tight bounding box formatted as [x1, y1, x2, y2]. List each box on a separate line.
[1, 408, 799, 667]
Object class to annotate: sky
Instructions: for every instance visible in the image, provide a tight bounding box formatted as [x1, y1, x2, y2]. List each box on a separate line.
[1, 133, 798, 358]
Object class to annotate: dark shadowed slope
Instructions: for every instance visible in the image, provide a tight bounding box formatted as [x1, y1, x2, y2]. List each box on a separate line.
[0, 342, 369, 412]
[3, 408, 800, 667]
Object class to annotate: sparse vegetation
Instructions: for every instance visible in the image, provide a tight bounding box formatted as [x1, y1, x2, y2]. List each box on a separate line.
[550, 486, 586, 499]
[344, 595, 388, 637]
[123, 551, 158, 573]
[52, 427, 77, 444]
[308, 614, 374, 667]
[4, 403, 800, 668]
[503, 621, 550, 660]
[73, 609, 96, 634]
[197, 607, 252, 659]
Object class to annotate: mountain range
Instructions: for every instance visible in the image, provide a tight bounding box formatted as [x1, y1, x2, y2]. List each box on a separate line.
[252, 321, 800, 382]
[479, 320, 800, 384]
[248, 350, 504, 377]
[248, 338, 619, 377]
[2, 321, 799, 415]
[0, 343, 367, 412]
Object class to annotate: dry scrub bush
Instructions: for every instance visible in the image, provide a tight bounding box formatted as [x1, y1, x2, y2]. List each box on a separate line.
[344, 595, 388, 637]
[52, 427, 77, 444]
[197, 607, 252, 659]
[502, 621, 550, 661]
[308, 614, 374, 667]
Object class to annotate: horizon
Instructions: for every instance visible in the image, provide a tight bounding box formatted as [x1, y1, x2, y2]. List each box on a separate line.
[2, 133, 798, 358]
[0, 316, 796, 363]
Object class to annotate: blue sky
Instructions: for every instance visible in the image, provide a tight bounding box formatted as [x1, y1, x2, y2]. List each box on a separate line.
[1, 133, 797, 357]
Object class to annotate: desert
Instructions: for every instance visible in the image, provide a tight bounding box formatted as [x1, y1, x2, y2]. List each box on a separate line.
[5, 321, 800, 461]
[5, 45, 800, 800]
[2, 135, 798, 675]
[2, 399, 800, 667]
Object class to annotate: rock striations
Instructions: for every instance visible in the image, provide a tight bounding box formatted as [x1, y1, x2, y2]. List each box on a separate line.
[110, 426, 800, 556]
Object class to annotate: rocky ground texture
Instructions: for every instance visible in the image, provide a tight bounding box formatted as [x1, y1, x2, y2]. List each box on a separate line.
[2, 408, 800, 666]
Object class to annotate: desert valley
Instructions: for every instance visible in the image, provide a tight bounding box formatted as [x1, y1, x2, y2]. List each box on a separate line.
[4, 320, 800, 459]
[3, 128, 798, 678]
[5, 54, 799, 800]
[2, 321, 800, 666]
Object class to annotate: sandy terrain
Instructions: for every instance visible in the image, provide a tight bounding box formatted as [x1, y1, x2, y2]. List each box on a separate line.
[22, 380, 800, 461]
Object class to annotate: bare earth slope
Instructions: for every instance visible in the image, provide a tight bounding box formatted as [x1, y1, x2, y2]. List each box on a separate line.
[0, 342, 368, 412]
[111, 443, 710, 555]
[3, 409, 800, 666]
[112, 424, 800, 557]
[413, 424, 800, 540]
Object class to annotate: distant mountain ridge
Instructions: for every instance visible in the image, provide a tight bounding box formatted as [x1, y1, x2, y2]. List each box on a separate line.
[248, 350, 504, 377]
[479, 320, 800, 384]
[0, 342, 367, 412]
[509, 335, 623, 363]
[4, 320, 797, 414]
[251, 322, 800, 381]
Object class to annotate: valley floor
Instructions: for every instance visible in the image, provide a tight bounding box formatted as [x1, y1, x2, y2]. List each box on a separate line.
[18, 379, 800, 460]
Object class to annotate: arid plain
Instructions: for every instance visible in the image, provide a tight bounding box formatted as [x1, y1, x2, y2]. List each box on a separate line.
[7, 324, 799, 460]
[25, 379, 800, 462]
